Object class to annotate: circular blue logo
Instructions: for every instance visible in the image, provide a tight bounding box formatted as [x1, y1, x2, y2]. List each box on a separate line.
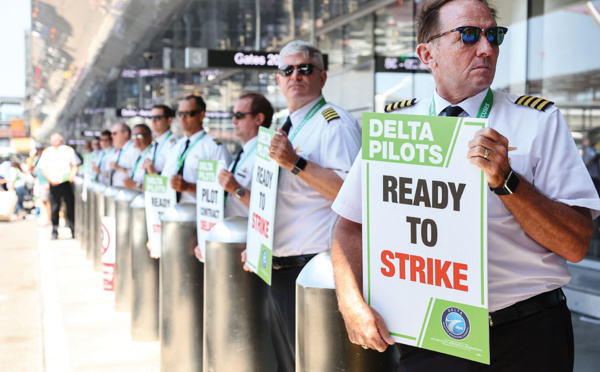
[261, 249, 268, 269]
[441, 307, 470, 340]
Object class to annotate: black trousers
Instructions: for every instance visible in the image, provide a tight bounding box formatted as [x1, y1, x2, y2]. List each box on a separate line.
[50, 181, 75, 232]
[396, 300, 574, 372]
[269, 265, 305, 372]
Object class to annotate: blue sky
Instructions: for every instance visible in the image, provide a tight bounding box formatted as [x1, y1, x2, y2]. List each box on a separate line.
[0, 1, 31, 98]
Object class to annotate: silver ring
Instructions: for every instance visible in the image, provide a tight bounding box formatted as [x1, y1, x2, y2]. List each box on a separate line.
[483, 148, 489, 159]
[362, 345, 369, 349]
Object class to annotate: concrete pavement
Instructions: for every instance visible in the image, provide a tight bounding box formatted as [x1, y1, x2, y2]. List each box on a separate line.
[0, 218, 599, 371]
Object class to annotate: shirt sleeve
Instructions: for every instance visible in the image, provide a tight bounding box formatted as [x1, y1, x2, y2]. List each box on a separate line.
[320, 114, 362, 179]
[331, 150, 363, 223]
[531, 110, 600, 218]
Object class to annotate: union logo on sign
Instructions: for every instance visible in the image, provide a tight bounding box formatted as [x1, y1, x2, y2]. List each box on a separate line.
[441, 307, 470, 340]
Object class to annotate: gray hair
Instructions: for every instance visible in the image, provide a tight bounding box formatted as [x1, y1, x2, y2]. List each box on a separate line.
[279, 40, 324, 71]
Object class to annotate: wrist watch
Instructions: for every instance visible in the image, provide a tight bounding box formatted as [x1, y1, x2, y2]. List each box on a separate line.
[490, 169, 520, 195]
[235, 187, 246, 199]
[292, 156, 307, 175]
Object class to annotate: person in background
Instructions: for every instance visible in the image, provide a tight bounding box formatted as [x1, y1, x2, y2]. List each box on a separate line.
[37, 133, 81, 239]
[160, 94, 230, 203]
[194, 92, 274, 261]
[142, 104, 179, 175]
[107, 123, 137, 187]
[93, 130, 113, 184]
[123, 124, 154, 190]
[7, 157, 27, 221]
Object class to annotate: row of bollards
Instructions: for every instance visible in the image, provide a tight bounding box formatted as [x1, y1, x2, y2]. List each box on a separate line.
[72, 176, 399, 372]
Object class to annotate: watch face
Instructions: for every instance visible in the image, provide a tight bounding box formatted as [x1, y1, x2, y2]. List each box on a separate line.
[235, 188, 245, 198]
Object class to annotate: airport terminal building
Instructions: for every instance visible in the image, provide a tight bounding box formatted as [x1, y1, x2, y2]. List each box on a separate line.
[27, 0, 600, 301]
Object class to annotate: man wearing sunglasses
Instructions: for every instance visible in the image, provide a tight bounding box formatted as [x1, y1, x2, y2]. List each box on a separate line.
[161, 94, 230, 203]
[123, 124, 153, 190]
[194, 92, 274, 262]
[92, 130, 112, 183]
[220, 92, 273, 217]
[267, 40, 361, 369]
[141, 104, 179, 176]
[331, 0, 599, 370]
[107, 123, 138, 188]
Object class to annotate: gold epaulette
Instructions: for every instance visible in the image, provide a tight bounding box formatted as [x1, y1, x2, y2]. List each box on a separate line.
[213, 138, 222, 145]
[385, 99, 416, 113]
[515, 95, 554, 111]
[322, 108, 340, 123]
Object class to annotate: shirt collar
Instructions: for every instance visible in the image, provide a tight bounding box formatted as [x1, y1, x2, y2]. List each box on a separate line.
[242, 136, 258, 153]
[433, 88, 489, 117]
[289, 95, 324, 126]
[185, 129, 205, 142]
[155, 129, 172, 143]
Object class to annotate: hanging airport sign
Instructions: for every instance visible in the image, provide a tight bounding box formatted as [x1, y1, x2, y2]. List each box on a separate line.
[246, 127, 279, 285]
[185, 48, 328, 70]
[196, 159, 226, 262]
[362, 112, 489, 364]
[375, 56, 429, 73]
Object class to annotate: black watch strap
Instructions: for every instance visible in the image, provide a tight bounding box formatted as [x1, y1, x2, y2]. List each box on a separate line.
[489, 170, 520, 195]
[292, 156, 307, 175]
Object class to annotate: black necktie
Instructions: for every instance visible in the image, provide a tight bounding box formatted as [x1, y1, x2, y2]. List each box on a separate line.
[176, 139, 190, 202]
[225, 148, 244, 198]
[231, 148, 244, 174]
[109, 149, 122, 186]
[441, 105, 465, 117]
[281, 116, 292, 135]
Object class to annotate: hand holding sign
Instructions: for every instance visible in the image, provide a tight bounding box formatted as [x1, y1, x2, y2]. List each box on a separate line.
[467, 127, 510, 189]
[269, 129, 297, 171]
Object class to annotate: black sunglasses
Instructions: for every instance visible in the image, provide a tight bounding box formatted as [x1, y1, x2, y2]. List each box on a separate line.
[277, 63, 320, 77]
[427, 26, 508, 47]
[151, 115, 165, 121]
[232, 111, 253, 120]
[177, 110, 199, 118]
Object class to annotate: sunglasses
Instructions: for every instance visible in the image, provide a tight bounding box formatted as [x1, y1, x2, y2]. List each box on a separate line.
[427, 26, 508, 47]
[232, 111, 253, 120]
[177, 110, 199, 118]
[277, 63, 320, 77]
[151, 115, 165, 121]
[131, 133, 148, 140]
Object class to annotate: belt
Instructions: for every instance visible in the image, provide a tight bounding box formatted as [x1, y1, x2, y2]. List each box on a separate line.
[272, 254, 316, 270]
[489, 288, 565, 327]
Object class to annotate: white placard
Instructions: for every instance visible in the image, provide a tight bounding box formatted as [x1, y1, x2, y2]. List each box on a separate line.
[246, 127, 279, 285]
[144, 174, 177, 258]
[196, 159, 225, 261]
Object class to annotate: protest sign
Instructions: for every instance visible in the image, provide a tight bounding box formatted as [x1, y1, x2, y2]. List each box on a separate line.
[362, 112, 489, 364]
[246, 127, 279, 285]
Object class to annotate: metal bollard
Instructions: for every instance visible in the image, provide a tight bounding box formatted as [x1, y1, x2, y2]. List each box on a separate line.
[160, 203, 201, 372]
[296, 251, 399, 371]
[92, 182, 107, 272]
[85, 182, 96, 260]
[130, 193, 159, 341]
[82, 182, 92, 252]
[74, 176, 83, 242]
[203, 217, 276, 372]
[114, 188, 140, 313]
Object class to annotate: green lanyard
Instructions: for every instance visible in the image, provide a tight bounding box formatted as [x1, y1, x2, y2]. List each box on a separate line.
[131, 145, 152, 177]
[229, 142, 257, 173]
[429, 88, 494, 119]
[288, 97, 327, 141]
[177, 131, 206, 170]
[153, 130, 172, 162]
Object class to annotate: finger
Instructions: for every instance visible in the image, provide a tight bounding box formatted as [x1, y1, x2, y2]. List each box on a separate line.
[241, 250, 247, 263]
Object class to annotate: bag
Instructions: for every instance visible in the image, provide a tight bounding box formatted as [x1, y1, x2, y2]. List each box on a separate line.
[0, 190, 18, 221]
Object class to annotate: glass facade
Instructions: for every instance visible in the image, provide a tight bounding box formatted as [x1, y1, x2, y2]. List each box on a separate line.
[28, 0, 600, 258]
